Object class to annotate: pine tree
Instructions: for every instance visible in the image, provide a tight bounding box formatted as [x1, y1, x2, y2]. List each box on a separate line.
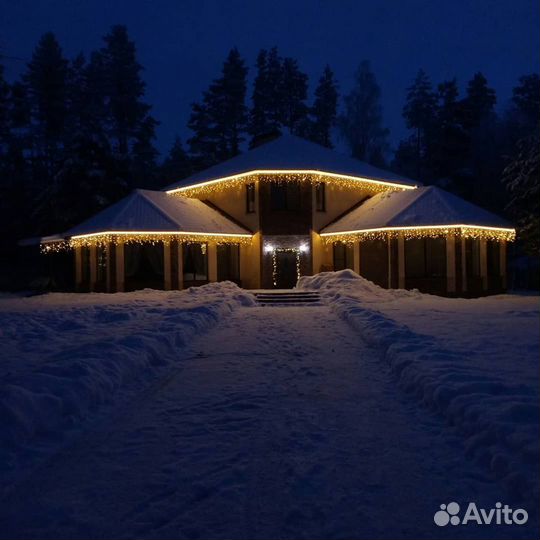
[25, 33, 69, 144]
[511, 74, 540, 134]
[461, 72, 496, 130]
[0, 64, 9, 152]
[401, 69, 437, 179]
[309, 65, 338, 148]
[211, 47, 248, 157]
[93, 25, 158, 192]
[249, 49, 272, 144]
[279, 57, 309, 134]
[159, 136, 192, 186]
[188, 48, 248, 167]
[96, 26, 157, 164]
[265, 47, 284, 131]
[503, 133, 539, 255]
[339, 60, 389, 165]
[187, 100, 216, 170]
[23, 33, 70, 232]
[131, 115, 159, 188]
[428, 79, 468, 185]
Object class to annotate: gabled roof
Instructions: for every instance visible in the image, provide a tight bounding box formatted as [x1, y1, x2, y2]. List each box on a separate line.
[321, 186, 513, 233]
[65, 189, 251, 237]
[165, 134, 418, 191]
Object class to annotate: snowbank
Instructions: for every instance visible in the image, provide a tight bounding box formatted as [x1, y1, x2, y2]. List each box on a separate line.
[0, 283, 255, 484]
[299, 270, 540, 502]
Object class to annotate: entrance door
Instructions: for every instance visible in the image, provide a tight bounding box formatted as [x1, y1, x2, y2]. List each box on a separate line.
[275, 250, 298, 288]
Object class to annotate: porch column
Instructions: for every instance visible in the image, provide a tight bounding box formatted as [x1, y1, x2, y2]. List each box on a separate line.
[397, 234, 405, 289]
[353, 241, 360, 275]
[89, 245, 97, 292]
[177, 242, 184, 289]
[480, 239, 488, 291]
[163, 241, 172, 290]
[460, 238, 467, 293]
[75, 246, 83, 291]
[115, 242, 125, 292]
[106, 242, 114, 293]
[446, 235, 456, 294]
[387, 236, 392, 289]
[208, 242, 218, 282]
[500, 240, 507, 289]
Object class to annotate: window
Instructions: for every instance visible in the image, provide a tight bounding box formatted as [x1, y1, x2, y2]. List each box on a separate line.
[246, 183, 255, 213]
[270, 181, 301, 211]
[315, 182, 326, 212]
[405, 238, 446, 278]
[217, 244, 240, 283]
[359, 239, 388, 287]
[487, 240, 500, 277]
[183, 243, 208, 283]
[465, 239, 481, 278]
[333, 243, 354, 271]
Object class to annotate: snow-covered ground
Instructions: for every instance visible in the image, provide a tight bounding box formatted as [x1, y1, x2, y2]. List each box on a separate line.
[0, 277, 538, 539]
[0, 283, 255, 490]
[299, 271, 540, 503]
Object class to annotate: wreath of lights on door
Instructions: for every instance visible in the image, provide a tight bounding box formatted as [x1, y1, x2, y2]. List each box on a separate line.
[272, 248, 301, 287]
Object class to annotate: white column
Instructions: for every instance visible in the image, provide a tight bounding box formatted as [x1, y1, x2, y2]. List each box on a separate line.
[480, 239, 488, 291]
[115, 242, 125, 292]
[163, 241, 172, 290]
[500, 240, 507, 289]
[75, 246, 82, 290]
[446, 235, 456, 294]
[106, 243, 113, 293]
[208, 242, 218, 282]
[353, 242, 360, 275]
[387, 237, 392, 288]
[89, 245, 97, 292]
[461, 238, 467, 293]
[397, 234, 405, 289]
[177, 243, 184, 289]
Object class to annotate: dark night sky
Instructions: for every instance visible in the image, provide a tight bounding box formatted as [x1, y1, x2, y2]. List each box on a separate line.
[1, 0, 538, 157]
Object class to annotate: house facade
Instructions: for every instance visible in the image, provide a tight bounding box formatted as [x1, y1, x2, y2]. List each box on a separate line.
[41, 135, 515, 296]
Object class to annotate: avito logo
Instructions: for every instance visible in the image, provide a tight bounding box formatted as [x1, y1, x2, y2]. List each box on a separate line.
[434, 502, 528, 526]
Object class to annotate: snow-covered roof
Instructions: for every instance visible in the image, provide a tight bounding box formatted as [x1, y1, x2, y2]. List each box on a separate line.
[165, 134, 418, 191]
[321, 186, 513, 233]
[65, 189, 251, 237]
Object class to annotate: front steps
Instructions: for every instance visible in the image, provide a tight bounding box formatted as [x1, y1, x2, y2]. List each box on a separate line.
[254, 291, 322, 306]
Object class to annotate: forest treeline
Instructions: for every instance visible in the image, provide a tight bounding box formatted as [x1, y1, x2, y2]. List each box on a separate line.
[0, 25, 538, 256]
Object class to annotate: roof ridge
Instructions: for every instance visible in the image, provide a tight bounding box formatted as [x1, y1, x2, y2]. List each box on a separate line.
[109, 191, 141, 229]
[386, 187, 431, 225]
[137, 191, 183, 230]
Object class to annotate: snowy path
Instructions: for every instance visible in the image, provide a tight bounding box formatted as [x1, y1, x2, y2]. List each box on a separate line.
[0, 305, 535, 539]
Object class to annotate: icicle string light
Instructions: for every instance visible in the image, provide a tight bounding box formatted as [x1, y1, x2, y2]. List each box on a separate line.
[41, 231, 252, 253]
[320, 224, 516, 244]
[166, 170, 417, 198]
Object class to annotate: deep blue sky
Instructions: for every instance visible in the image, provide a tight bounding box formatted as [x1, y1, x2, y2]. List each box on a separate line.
[1, 0, 538, 157]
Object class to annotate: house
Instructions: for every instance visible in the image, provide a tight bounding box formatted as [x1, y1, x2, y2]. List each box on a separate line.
[40, 135, 515, 296]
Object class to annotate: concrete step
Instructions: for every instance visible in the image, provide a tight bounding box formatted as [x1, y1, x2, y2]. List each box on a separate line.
[254, 291, 322, 305]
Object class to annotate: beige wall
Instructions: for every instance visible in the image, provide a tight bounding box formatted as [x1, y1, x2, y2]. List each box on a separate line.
[240, 232, 261, 289]
[190, 180, 260, 233]
[312, 182, 374, 231]
[311, 231, 333, 274]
